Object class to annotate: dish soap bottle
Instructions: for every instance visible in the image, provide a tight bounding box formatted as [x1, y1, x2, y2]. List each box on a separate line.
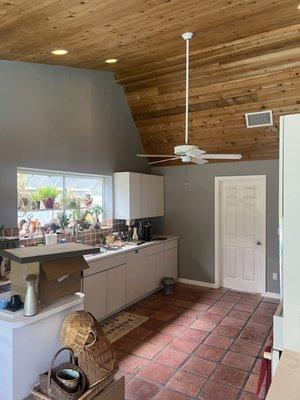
[24, 274, 38, 317]
[132, 227, 138, 242]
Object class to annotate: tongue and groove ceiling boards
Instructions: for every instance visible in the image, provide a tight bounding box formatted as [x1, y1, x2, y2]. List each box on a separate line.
[1, 0, 300, 164]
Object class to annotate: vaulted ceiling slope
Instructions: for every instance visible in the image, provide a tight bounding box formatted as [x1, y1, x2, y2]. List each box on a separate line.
[1, 0, 300, 164]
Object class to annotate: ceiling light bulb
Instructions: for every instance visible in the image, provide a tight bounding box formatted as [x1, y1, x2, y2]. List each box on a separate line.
[298, 3, 300, 9]
[51, 49, 68, 55]
[105, 58, 118, 64]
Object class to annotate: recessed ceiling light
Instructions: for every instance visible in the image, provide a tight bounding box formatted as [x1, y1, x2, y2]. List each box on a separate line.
[297, 3, 300, 9]
[105, 58, 118, 64]
[51, 49, 68, 56]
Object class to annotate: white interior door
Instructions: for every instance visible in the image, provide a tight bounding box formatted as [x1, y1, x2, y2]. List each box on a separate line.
[220, 177, 266, 293]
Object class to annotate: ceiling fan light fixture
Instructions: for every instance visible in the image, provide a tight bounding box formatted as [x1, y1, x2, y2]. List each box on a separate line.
[174, 144, 199, 156]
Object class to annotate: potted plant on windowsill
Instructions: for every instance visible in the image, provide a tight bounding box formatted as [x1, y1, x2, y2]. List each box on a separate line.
[83, 193, 93, 208]
[92, 205, 104, 229]
[35, 187, 60, 209]
[30, 192, 41, 210]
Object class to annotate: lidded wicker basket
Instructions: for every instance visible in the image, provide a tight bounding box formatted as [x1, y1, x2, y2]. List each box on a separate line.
[60, 311, 118, 389]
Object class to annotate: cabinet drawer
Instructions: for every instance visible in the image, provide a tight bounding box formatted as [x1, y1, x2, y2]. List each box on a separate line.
[84, 254, 126, 277]
[144, 243, 164, 256]
[163, 240, 178, 251]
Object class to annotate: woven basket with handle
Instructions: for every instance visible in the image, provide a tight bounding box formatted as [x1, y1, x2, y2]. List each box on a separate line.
[38, 347, 86, 400]
[60, 311, 118, 388]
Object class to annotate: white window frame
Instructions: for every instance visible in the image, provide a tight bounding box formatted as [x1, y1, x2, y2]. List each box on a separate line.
[17, 167, 113, 228]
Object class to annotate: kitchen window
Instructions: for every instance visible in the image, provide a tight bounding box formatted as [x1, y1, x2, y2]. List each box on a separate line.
[17, 168, 112, 235]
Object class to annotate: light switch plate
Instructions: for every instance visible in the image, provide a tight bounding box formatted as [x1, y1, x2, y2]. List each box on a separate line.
[273, 272, 278, 280]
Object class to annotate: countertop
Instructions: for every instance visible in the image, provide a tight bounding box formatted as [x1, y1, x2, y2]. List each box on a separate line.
[2, 242, 100, 263]
[0, 293, 84, 328]
[266, 350, 300, 400]
[84, 235, 179, 262]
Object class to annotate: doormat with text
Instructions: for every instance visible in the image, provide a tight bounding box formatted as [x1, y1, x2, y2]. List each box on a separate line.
[101, 312, 148, 343]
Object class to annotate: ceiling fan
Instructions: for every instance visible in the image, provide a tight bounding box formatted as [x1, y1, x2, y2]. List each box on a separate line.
[137, 32, 242, 165]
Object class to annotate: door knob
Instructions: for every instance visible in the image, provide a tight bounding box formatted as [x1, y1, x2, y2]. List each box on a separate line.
[257, 241, 262, 246]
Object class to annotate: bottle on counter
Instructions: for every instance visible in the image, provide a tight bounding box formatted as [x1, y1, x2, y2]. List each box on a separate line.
[132, 227, 138, 242]
[24, 274, 38, 317]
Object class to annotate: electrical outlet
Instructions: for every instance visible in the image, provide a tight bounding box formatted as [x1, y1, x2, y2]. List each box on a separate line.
[273, 272, 278, 281]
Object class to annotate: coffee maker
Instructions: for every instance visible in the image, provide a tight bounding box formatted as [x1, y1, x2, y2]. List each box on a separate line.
[143, 221, 152, 242]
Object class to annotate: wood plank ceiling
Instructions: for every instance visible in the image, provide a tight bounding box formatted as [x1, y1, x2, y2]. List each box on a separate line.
[1, 0, 300, 164]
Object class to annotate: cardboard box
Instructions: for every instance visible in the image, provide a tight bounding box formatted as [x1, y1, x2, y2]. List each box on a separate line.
[11, 256, 89, 305]
[38, 256, 88, 305]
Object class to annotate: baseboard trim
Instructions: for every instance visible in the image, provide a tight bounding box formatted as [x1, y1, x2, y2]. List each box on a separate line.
[262, 291, 280, 299]
[176, 278, 218, 289]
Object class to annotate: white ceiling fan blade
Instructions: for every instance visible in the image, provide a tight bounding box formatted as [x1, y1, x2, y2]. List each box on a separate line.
[149, 157, 181, 165]
[190, 157, 209, 165]
[186, 148, 206, 158]
[203, 154, 242, 160]
[137, 154, 175, 158]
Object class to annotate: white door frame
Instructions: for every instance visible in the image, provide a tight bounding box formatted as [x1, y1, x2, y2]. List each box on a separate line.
[215, 175, 267, 294]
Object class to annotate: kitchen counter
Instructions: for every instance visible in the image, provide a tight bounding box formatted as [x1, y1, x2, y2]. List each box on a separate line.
[2, 242, 100, 263]
[0, 293, 84, 400]
[266, 350, 300, 400]
[84, 235, 178, 262]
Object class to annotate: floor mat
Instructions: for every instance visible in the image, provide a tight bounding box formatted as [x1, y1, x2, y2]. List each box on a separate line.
[101, 312, 149, 343]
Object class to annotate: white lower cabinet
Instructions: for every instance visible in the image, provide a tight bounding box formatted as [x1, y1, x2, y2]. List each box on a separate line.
[146, 252, 164, 292]
[126, 250, 146, 303]
[83, 271, 107, 320]
[107, 264, 126, 315]
[163, 246, 178, 278]
[83, 239, 178, 320]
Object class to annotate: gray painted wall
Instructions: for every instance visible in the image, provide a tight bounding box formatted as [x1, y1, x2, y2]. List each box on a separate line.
[153, 160, 279, 294]
[0, 61, 148, 227]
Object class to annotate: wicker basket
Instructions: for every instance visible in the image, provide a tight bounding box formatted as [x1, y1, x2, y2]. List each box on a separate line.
[60, 311, 118, 388]
[38, 347, 87, 400]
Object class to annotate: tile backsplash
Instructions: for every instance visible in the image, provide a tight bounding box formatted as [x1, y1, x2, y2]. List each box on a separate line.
[5, 220, 128, 247]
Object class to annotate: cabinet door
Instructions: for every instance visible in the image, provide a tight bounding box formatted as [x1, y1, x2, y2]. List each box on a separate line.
[126, 250, 146, 303]
[107, 264, 126, 315]
[83, 271, 107, 320]
[140, 174, 164, 218]
[155, 252, 164, 287]
[145, 253, 158, 293]
[163, 247, 178, 278]
[140, 174, 150, 218]
[149, 175, 164, 217]
[114, 172, 141, 219]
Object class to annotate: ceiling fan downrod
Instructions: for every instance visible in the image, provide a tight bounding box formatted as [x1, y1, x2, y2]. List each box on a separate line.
[182, 32, 193, 145]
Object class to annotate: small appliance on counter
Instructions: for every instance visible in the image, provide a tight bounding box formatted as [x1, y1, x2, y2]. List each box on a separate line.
[143, 222, 152, 242]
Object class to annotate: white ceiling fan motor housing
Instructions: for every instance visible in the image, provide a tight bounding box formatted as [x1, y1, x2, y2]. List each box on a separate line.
[174, 144, 199, 156]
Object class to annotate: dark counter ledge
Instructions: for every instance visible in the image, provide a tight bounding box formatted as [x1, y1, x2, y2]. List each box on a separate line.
[1, 243, 100, 264]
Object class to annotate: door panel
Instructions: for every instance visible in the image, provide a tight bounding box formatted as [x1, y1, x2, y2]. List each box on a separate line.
[225, 246, 238, 279]
[221, 178, 265, 293]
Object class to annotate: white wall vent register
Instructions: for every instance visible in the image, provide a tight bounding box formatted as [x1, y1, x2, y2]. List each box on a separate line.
[245, 110, 273, 128]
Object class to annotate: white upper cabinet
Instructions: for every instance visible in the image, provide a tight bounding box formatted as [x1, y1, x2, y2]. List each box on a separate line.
[114, 172, 141, 219]
[114, 172, 164, 219]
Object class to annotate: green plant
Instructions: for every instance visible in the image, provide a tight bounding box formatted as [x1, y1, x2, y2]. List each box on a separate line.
[92, 205, 104, 218]
[64, 189, 81, 209]
[17, 172, 30, 210]
[72, 206, 91, 230]
[57, 212, 70, 229]
[35, 186, 60, 200]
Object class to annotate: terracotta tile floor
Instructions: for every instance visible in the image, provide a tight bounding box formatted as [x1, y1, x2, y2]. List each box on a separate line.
[111, 283, 278, 400]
